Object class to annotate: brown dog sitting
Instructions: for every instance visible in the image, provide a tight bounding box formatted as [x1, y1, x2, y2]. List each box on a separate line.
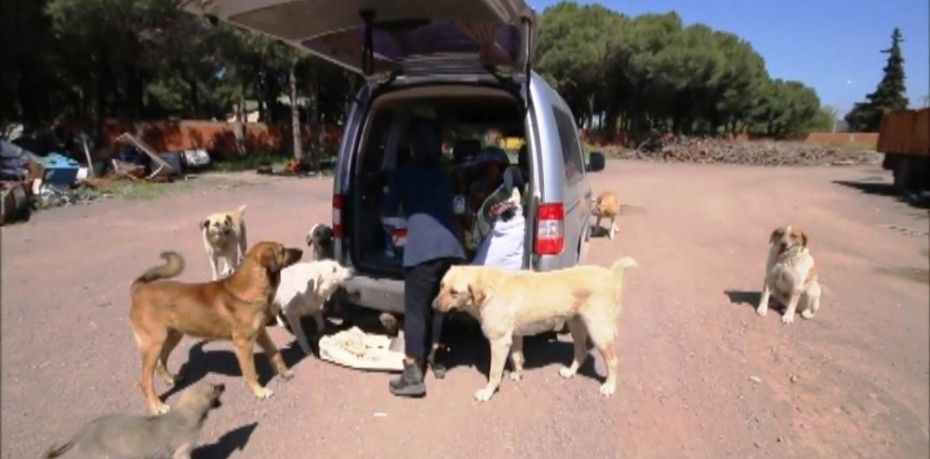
[129, 242, 302, 414]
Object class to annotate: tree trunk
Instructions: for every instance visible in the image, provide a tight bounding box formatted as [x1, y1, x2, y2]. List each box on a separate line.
[289, 64, 303, 162]
[234, 91, 246, 156]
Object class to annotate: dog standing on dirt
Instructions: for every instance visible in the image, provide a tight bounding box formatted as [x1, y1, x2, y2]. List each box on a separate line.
[592, 191, 620, 239]
[201, 205, 248, 280]
[129, 242, 302, 414]
[275, 259, 354, 355]
[756, 225, 821, 324]
[306, 223, 335, 261]
[44, 382, 225, 459]
[433, 257, 637, 402]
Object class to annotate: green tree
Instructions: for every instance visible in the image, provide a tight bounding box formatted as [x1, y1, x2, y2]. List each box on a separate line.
[750, 79, 821, 138]
[845, 28, 909, 131]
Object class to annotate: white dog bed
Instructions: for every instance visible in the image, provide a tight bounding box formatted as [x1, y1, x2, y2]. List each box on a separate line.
[318, 327, 405, 372]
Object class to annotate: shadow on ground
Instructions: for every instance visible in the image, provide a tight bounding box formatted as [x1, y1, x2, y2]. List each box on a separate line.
[193, 422, 258, 459]
[833, 180, 930, 209]
[439, 317, 601, 382]
[724, 289, 788, 315]
[159, 340, 308, 401]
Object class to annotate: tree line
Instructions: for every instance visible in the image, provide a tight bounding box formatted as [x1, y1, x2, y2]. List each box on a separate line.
[1, 0, 354, 140]
[4, 0, 906, 144]
[536, 2, 834, 139]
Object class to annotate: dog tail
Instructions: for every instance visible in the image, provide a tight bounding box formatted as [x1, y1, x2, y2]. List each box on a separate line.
[236, 204, 246, 215]
[610, 256, 637, 285]
[134, 251, 185, 285]
[44, 439, 75, 458]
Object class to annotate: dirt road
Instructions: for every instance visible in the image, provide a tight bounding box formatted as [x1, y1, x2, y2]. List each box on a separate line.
[2, 161, 927, 458]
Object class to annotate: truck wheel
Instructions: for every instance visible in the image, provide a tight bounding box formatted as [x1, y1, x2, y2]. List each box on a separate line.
[894, 157, 914, 193]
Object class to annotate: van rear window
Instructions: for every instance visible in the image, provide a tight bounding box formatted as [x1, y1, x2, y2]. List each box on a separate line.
[552, 108, 584, 183]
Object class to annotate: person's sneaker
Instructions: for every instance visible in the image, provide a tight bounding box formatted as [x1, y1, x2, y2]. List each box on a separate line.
[389, 361, 426, 397]
[427, 347, 446, 380]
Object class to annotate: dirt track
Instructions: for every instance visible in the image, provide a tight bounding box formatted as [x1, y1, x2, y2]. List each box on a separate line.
[2, 161, 928, 458]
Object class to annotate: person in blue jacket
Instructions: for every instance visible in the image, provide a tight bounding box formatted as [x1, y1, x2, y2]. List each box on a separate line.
[383, 120, 465, 397]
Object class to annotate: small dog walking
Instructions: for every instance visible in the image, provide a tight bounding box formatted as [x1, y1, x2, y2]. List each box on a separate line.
[200, 205, 248, 280]
[44, 382, 225, 459]
[592, 191, 620, 239]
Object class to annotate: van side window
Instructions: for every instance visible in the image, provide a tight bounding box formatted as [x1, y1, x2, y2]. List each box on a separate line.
[552, 108, 584, 183]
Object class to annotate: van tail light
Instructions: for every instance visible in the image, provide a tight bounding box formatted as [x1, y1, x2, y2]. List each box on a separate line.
[332, 194, 344, 237]
[534, 202, 564, 255]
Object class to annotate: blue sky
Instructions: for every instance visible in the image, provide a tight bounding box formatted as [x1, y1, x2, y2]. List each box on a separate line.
[528, 0, 929, 116]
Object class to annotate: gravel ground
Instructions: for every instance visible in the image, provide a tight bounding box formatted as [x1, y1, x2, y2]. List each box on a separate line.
[2, 162, 927, 458]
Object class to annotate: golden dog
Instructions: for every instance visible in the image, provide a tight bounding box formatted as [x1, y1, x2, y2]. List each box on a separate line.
[593, 191, 620, 239]
[433, 257, 637, 401]
[129, 242, 302, 414]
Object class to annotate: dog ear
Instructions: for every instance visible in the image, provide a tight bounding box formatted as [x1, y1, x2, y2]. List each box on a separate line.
[769, 228, 782, 245]
[225, 215, 232, 225]
[260, 248, 280, 272]
[800, 231, 808, 247]
[200, 219, 210, 229]
[468, 282, 486, 305]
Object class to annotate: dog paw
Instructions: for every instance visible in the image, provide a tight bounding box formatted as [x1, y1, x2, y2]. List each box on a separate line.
[474, 387, 495, 402]
[151, 402, 171, 415]
[509, 371, 523, 382]
[558, 366, 576, 379]
[253, 387, 274, 399]
[801, 310, 815, 319]
[598, 383, 616, 397]
[756, 306, 767, 316]
[279, 369, 295, 381]
[781, 313, 795, 324]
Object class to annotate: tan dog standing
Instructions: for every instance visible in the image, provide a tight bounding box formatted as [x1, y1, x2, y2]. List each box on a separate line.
[201, 205, 247, 280]
[45, 382, 225, 459]
[433, 257, 637, 401]
[756, 225, 821, 324]
[593, 191, 620, 239]
[129, 242, 302, 414]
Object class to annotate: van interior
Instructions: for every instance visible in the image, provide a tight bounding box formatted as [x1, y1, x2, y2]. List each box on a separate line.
[349, 85, 530, 276]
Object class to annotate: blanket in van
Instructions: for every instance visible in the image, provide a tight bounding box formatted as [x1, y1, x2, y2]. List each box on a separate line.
[472, 187, 524, 271]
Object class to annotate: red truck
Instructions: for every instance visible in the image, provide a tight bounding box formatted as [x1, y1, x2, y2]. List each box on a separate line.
[878, 108, 929, 193]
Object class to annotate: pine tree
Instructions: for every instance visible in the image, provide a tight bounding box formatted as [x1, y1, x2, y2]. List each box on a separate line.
[845, 28, 909, 131]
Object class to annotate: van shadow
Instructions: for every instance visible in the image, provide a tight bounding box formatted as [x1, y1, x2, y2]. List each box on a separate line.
[192, 422, 258, 459]
[440, 317, 601, 382]
[159, 339, 308, 402]
[833, 180, 930, 209]
[724, 290, 786, 314]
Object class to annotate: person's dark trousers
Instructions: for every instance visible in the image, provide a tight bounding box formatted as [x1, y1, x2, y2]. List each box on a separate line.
[403, 257, 457, 360]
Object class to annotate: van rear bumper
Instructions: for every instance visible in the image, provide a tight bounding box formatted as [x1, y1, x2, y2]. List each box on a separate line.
[342, 275, 405, 314]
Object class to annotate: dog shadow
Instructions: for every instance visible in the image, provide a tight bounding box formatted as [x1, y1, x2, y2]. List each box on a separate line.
[440, 317, 601, 382]
[192, 422, 258, 459]
[160, 339, 308, 401]
[724, 290, 786, 314]
[589, 226, 612, 238]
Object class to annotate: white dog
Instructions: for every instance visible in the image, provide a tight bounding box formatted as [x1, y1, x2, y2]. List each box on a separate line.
[756, 225, 821, 324]
[200, 205, 247, 280]
[274, 260, 354, 354]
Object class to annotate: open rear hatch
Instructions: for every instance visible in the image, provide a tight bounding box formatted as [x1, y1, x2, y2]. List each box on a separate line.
[182, 0, 536, 78]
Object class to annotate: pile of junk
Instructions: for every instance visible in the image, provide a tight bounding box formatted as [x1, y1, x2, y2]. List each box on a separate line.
[0, 124, 211, 226]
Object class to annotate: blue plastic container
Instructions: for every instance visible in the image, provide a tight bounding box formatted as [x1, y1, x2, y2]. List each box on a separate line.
[42, 153, 80, 187]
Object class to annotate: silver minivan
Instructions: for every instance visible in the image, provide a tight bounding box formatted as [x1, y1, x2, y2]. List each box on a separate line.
[186, 0, 606, 314]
